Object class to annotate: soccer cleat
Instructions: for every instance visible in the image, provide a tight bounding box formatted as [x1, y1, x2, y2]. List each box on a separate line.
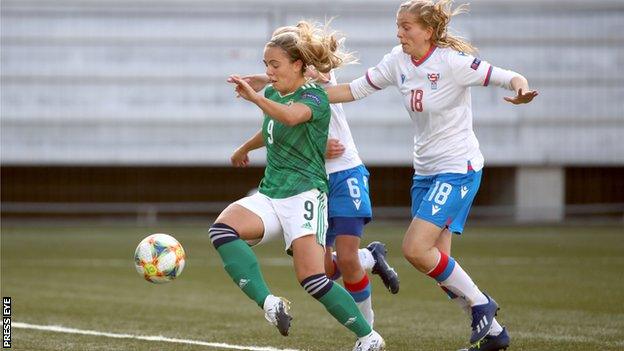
[470, 294, 499, 343]
[457, 327, 510, 351]
[353, 330, 385, 351]
[263, 295, 292, 336]
[367, 241, 400, 294]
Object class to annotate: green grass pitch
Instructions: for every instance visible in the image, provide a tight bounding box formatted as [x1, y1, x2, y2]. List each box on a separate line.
[2, 222, 623, 350]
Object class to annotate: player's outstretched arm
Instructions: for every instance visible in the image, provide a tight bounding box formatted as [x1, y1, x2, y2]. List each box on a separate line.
[231, 130, 264, 167]
[228, 75, 312, 126]
[504, 75, 539, 105]
[239, 74, 271, 92]
[325, 84, 356, 104]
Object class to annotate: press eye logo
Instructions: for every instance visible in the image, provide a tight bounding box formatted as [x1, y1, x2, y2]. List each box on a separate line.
[3, 297, 11, 349]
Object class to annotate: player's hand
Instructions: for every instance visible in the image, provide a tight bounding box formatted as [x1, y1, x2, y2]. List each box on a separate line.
[305, 65, 330, 83]
[230, 147, 250, 167]
[504, 88, 539, 105]
[228, 75, 261, 102]
[325, 138, 345, 159]
[239, 74, 270, 92]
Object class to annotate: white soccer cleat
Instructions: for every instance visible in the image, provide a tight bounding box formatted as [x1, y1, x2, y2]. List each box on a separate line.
[353, 330, 385, 351]
[263, 295, 292, 336]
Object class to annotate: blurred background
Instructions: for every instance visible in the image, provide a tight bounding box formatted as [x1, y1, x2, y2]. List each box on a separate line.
[2, 0, 623, 225]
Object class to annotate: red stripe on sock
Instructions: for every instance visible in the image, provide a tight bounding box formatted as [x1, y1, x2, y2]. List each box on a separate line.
[428, 252, 449, 278]
[344, 274, 370, 292]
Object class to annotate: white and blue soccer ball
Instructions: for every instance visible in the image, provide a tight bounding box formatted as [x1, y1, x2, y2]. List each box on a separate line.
[134, 233, 186, 284]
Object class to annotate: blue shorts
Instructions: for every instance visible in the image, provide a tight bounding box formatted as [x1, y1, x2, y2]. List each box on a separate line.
[411, 168, 482, 234]
[326, 165, 372, 246]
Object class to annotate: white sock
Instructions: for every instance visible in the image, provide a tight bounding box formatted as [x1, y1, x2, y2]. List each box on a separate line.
[440, 261, 488, 306]
[358, 248, 376, 270]
[356, 296, 375, 328]
[489, 318, 503, 335]
[454, 294, 473, 318]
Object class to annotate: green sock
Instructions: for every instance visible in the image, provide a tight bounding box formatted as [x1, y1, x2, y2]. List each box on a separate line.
[215, 239, 271, 308]
[318, 283, 372, 337]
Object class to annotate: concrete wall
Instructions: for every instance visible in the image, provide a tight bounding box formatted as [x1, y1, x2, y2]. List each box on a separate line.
[2, 0, 623, 166]
[2, 0, 623, 222]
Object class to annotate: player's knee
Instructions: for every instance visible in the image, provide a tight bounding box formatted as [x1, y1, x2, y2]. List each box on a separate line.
[208, 222, 239, 249]
[402, 242, 428, 267]
[336, 251, 361, 273]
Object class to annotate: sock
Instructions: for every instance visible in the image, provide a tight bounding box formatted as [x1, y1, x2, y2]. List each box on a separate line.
[427, 250, 488, 306]
[209, 223, 271, 308]
[344, 274, 374, 327]
[301, 274, 372, 337]
[439, 283, 472, 316]
[356, 298, 374, 329]
[358, 248, 376, 270]
[328, 253, 342, 280]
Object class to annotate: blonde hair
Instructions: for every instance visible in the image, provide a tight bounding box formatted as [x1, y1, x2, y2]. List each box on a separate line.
[268, 20, 356, 74]
[398, 0, 477, 55]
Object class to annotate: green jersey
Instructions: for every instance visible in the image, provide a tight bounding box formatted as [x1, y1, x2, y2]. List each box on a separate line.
[259, 82, 330, 198]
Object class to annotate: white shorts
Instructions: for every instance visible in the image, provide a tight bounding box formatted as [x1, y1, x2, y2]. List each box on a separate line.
[234, 189, 328, 251]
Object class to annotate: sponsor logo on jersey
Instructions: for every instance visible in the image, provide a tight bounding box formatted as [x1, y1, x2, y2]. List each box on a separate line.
[301, 92, 321, 105]
[471, 58, 481, 70]
[427, 73, 440, 90]
[432, 205, 441, 215]
[460, 186, 469, 199]
[238, 278, 249, 288]
[458, 51, 468, 56]
[353, 199, 362, 210]
[301, 222, 313, 230]
[400, 73, 406, 84]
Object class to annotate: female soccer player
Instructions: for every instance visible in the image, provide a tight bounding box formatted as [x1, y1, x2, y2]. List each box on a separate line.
[210, 21, 385, 351]
[324, 1, 538, 350]
[239, 22, 400, 329]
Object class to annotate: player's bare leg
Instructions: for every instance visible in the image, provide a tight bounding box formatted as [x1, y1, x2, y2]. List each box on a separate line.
[402, 218, 499, 344]
[209, 204, 291, 336]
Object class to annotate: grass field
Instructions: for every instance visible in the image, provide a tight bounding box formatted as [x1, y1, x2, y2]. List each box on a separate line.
[2, 222, 624, 350]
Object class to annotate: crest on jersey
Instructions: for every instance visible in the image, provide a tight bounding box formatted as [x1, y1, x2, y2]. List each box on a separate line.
[471, 58, 481, 70]
[427, 73, 440, 90]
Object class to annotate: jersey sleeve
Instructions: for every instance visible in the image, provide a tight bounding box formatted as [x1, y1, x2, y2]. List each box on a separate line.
[298, 85, 329, 121]
[349, 50, 398, 100]
[448, 51, 518, 90]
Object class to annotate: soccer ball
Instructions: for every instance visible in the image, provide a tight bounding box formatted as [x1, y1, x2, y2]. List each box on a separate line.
[134, 233, 186, 284]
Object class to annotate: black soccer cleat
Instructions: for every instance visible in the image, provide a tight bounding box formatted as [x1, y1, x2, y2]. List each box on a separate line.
[457, 327, 510, 351]
[274, 300, 292, 337]
[367, 241, 400, 294]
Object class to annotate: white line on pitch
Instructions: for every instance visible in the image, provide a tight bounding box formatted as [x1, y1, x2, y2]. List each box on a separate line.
[13, 322, 301, 351]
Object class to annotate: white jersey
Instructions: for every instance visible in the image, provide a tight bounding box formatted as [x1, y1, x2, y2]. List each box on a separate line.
[321, 70, 363, 175]
[350, 45, 518, 175]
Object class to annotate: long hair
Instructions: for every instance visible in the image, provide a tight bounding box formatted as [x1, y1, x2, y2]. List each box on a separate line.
[398, 0, 477, 55]
[268, 20, 356, 74]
